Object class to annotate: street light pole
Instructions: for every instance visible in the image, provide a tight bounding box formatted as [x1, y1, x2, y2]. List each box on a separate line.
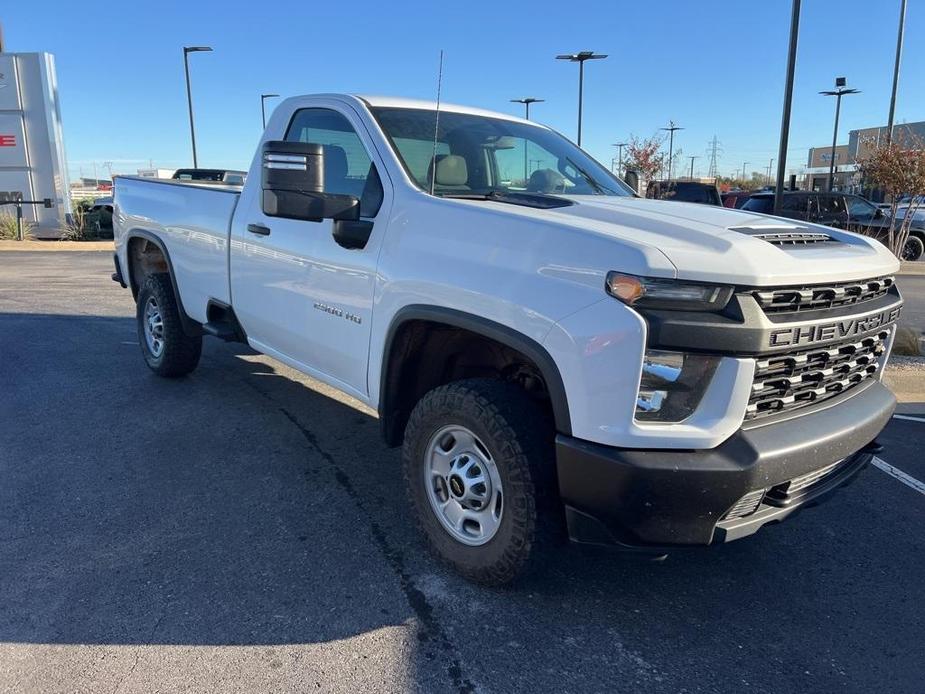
[261, 93, 280, 129]
[612, 142, 628, 178]
[742, 162, 750, 183]
[766, 158, 774, 186]
[556, 52, 607, 146]
[660, 121, 683, 181]
[774, 0, 801, 215]
[688, 155, 698, 180]
[511, 98, 544, 184]
[510, 97, 544, 121]
[183, 46, 212, 169]
[820, 77, 860, 192]
[886, 0, 907, 145]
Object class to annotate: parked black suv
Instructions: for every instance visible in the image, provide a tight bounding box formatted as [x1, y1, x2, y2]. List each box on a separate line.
[646, 180, 722, 206]
[743, 191, 924, 261]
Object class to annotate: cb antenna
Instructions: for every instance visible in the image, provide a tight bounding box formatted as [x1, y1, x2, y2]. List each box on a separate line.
[430, 49, 444, 195]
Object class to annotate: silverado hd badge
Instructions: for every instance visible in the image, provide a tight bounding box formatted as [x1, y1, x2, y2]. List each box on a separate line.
[769, 307, 901, 347]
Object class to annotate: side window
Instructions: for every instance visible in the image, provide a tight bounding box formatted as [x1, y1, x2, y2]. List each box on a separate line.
[847, 197, 874, 217]
[781, 195, 810, 214]
[392, 137, 450, 186]
[285, 108, 383, 217]
[817, 195, 845, 215]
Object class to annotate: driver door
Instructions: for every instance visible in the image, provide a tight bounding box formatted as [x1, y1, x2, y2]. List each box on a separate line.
[230, 104, 389, 399]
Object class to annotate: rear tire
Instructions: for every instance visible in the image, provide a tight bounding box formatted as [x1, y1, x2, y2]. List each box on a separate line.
[902, 234, 924, 262]
[402, 378, 558, 586]
[136, 273, 202, 378]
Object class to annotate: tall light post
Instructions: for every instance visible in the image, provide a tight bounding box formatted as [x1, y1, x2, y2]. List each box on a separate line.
[510, 97, 544, 120]
[766, 158, 775, 186]
[688, 155, 698, 180]
[555, 51, 607, 146]
[183, 46, 212, 168]
[660, 121, 683, 181]
[774, 0, 801, 215]
[820, 77, 860, 192]
[612, 142, 628, 178]
[261, 93, 280, 129]
[511, 98, 544, 184]
[741, 162, 750, 183]
[886, 0, 907, 145]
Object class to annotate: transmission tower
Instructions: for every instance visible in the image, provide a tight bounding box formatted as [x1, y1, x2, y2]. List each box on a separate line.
[706, 135, 723, 179]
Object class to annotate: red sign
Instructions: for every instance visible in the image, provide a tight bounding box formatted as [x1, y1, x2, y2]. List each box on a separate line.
[0, 135, 15, 147]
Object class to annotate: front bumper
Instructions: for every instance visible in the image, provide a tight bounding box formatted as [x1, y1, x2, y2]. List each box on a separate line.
[556, 379, 895, 549]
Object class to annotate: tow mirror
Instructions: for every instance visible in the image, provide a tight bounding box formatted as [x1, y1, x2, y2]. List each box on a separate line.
[261, 140, 360, 223]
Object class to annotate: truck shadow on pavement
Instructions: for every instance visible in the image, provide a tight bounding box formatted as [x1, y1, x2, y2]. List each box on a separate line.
[2, 312, 922, 692]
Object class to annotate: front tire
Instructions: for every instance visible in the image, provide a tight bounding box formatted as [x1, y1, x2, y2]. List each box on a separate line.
[902, 234, 924, 261]
[402, 379, 557, 585]
[136, 273, 202, 377]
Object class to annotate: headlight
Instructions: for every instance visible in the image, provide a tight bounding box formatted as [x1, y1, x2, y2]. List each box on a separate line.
[605, 272, 733, 311]
[636, 350, 720, 422]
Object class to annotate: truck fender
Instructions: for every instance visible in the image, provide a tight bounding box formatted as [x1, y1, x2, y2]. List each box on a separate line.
[124, 230, 203, 337]
[378, 305, 572, 442]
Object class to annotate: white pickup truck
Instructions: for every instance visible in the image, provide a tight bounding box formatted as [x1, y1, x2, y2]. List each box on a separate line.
[113, 94, 903, 585]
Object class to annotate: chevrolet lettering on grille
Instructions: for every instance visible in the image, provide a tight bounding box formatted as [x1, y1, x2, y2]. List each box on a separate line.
[769, 307, 901, 348]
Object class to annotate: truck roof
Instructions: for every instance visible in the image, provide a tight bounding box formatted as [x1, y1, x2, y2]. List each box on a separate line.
[353, 94, 531, 125]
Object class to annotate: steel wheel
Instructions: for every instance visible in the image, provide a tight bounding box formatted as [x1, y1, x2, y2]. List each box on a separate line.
[143, 296, 165, 358]
[424, 425, 504, 546]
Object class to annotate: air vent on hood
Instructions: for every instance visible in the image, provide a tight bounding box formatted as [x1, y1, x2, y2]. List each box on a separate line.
[729, 226, 838, 246]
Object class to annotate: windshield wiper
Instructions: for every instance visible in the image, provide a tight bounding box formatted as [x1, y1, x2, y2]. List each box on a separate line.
[437, 191, 574, 209]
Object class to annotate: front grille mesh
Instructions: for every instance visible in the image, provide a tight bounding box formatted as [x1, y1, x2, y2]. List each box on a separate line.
[749, 276, 894, 314]
[746, 329, 890, 419]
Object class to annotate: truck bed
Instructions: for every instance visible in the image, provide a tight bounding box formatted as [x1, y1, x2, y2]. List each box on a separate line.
[113, 176, 241, 324]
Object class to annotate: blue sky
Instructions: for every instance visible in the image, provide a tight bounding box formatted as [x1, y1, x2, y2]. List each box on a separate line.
[4, 0, 922, 181]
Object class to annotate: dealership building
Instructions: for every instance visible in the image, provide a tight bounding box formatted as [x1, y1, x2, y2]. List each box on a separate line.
[804, 120, 925, 194]
[0, 51, 71, 238]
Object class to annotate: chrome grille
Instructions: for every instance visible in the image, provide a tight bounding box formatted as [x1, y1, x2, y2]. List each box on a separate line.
[749, 276, 894, 314]
[746, 329, 890, 419]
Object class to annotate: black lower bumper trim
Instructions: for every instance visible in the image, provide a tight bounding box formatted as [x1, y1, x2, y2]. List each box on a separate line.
[556, 380, 895, 549]
[111, 253, 126, 288]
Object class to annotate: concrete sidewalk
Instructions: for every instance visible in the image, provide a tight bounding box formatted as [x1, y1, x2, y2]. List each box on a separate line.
[0, 240, 114, 252]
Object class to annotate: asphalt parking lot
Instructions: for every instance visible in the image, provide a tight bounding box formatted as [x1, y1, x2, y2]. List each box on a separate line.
[1, 251, 924, 694]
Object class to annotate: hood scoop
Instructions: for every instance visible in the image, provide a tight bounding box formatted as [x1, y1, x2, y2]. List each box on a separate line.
[729, 224, 839, 247]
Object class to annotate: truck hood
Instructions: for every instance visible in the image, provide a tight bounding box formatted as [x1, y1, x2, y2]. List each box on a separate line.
[522, 196, 899, 285]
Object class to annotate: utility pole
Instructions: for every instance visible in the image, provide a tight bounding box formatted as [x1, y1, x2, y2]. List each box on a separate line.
[741, 162, 750, 183]
[774, 0, 801, 215]
[660, 121, 683, 181]
[688, 155, 698, 180]
[886, 0, 907, 145]
[766, 158, 774, 186]
[612, 142, 628, 178]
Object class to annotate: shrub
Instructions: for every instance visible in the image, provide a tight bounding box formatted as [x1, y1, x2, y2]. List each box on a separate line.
[60, 198, 94, 241]
[0, 209, 34, 240]
[856, 138, 925, 259]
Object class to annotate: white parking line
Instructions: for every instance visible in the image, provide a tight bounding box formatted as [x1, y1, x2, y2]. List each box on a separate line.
[893, 414, 925, 423]
[872, 457, 925, 496]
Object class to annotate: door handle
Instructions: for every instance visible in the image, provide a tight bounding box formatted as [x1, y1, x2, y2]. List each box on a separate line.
[247, 223, 271, 236]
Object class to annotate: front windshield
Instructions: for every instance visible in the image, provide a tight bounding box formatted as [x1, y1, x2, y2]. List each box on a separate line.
[371, 107, 633, 197]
